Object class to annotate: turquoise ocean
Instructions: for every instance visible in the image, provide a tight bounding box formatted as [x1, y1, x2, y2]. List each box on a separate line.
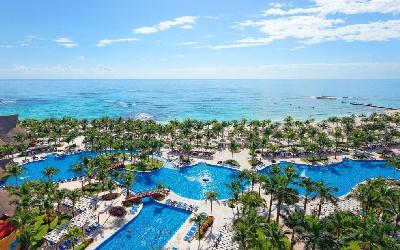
[0, 79, 399, 121]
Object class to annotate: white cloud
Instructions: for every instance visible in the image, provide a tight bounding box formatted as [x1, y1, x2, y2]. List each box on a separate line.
[76, 55, 86, 61]
[96, 38, 139, 47]
[179, 41, 198, 45]
[264, 0, 400, 16]
[19, 34, 44, 47]
[0, 44, 13, 48]
[59, 43, 79, 48]
[53, 37, 78, 48]
[133, 27, 159, 34]
[133, 16, 197, 34]
[269, 2, 286, 8]
[176, 54, 185, 58]
[212, 16, 400, 49]
[181, 25, 193, 30]
[53, 37, 73, 43]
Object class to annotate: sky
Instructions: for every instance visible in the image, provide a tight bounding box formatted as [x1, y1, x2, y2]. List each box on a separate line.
[0, 0, 400, 79]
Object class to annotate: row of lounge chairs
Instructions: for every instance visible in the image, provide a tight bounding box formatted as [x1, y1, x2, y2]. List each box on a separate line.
[55, 149, 82, 158]
[129, 204, 140, 214]
[84, 223, 100, 235]
[58, 239, 72, 250]
[183, 223, 199, 242]
[20, 155, 46, 164]
[165, 199, 198, 212]
[57, 176, 85, 183]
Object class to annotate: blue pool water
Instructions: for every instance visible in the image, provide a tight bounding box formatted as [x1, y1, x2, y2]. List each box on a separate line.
[96, 198, 191, 250]
[4, 151, 100, 185]
[5, 151, 400, 198]
[260, 160, 400, 196]
[4, 152, 240, 200]
[130, 162, 241, 200]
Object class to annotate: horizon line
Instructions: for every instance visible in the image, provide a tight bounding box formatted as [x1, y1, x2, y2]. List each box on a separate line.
[0, 78, 399, 80]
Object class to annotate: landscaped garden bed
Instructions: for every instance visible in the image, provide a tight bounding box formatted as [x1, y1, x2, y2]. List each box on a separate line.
[109, 206, 127, 217]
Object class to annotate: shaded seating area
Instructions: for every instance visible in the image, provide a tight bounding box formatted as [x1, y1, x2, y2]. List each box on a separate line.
[44, 211, 99, 249]
[62, 196, 97, 213]
[0, 222, 15, 239]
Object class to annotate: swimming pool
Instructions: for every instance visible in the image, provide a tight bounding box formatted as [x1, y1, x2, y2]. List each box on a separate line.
[259, 160, 400, 196]
[6, 151, 399, 198]
[130, 162, 241, 200]
[5, 152, 241, 200]
[95, 198, 191, 250]
[4, 151, 100, 185]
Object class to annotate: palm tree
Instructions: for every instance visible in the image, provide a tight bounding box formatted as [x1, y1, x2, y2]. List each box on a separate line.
[105, 179, 116, 194]
[313, 181, 338, 219]
[205, 190, 218, 214]
[302, 216, 338, 250]
[5, 162, 25, 186]
[239, 191, 264, 216]
[233, 220, 250, 250]
[256, 174, 268, 196]
[355, 215, 398, 250]
[228, 139, 240, 159]
[67, 189, 82, 216]
[54, 189, 69, 213]
[273, 175, 299, 224]
[261, 222, 288, 250]
[387, 156, 400, 179]
[298, 177, 317, 213]
[71, 163, 85, 189]
[283, 210, 306, 250]
[156, 182, 167, 190]
[349, 179, 382, 218]
[226, 181, 241, 216]
[64, 226, 84, 250]
[325, 210, 358, 244]
[262, 175, 275, 222]
[12, 208, 35, 249]
[120, 171, 135, 196]
[239, 169, 257, 191]
[190, 213, 207, 249]
[41, 166, 59, 182]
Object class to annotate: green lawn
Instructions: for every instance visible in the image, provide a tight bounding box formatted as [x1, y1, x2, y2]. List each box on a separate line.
[29, 213, 70, 248]
[133, 157, 164, 171]
[343, 241, 362, 250]
[224, 159, 240, 166]
[82, 182, 103, 194]
[303, 156, 328, 164]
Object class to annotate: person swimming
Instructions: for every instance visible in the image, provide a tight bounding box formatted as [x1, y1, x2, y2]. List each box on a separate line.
[126, 229, 132, 238]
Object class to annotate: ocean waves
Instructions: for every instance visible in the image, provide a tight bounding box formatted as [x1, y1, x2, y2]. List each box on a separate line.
[0, 79, 399, 120]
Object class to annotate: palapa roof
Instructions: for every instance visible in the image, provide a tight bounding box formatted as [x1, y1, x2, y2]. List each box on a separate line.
[0, 114, 25, 145]
[0, 158, 12, 180]
[0, 191, 16, 217]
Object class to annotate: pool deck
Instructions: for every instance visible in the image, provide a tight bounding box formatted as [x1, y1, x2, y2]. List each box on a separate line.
[163, 191, 238, 250]
[9, 136, 399, 250]
[85, 188, 143, 250]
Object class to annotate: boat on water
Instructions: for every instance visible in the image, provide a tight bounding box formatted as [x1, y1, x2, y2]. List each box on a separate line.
[316, 96, 338, 100]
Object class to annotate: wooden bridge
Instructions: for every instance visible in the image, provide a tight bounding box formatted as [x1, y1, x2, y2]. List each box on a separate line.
[124, 188, 170, 203]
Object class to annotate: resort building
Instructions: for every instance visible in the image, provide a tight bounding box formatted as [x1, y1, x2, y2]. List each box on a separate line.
[0, 115, 24, 146]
